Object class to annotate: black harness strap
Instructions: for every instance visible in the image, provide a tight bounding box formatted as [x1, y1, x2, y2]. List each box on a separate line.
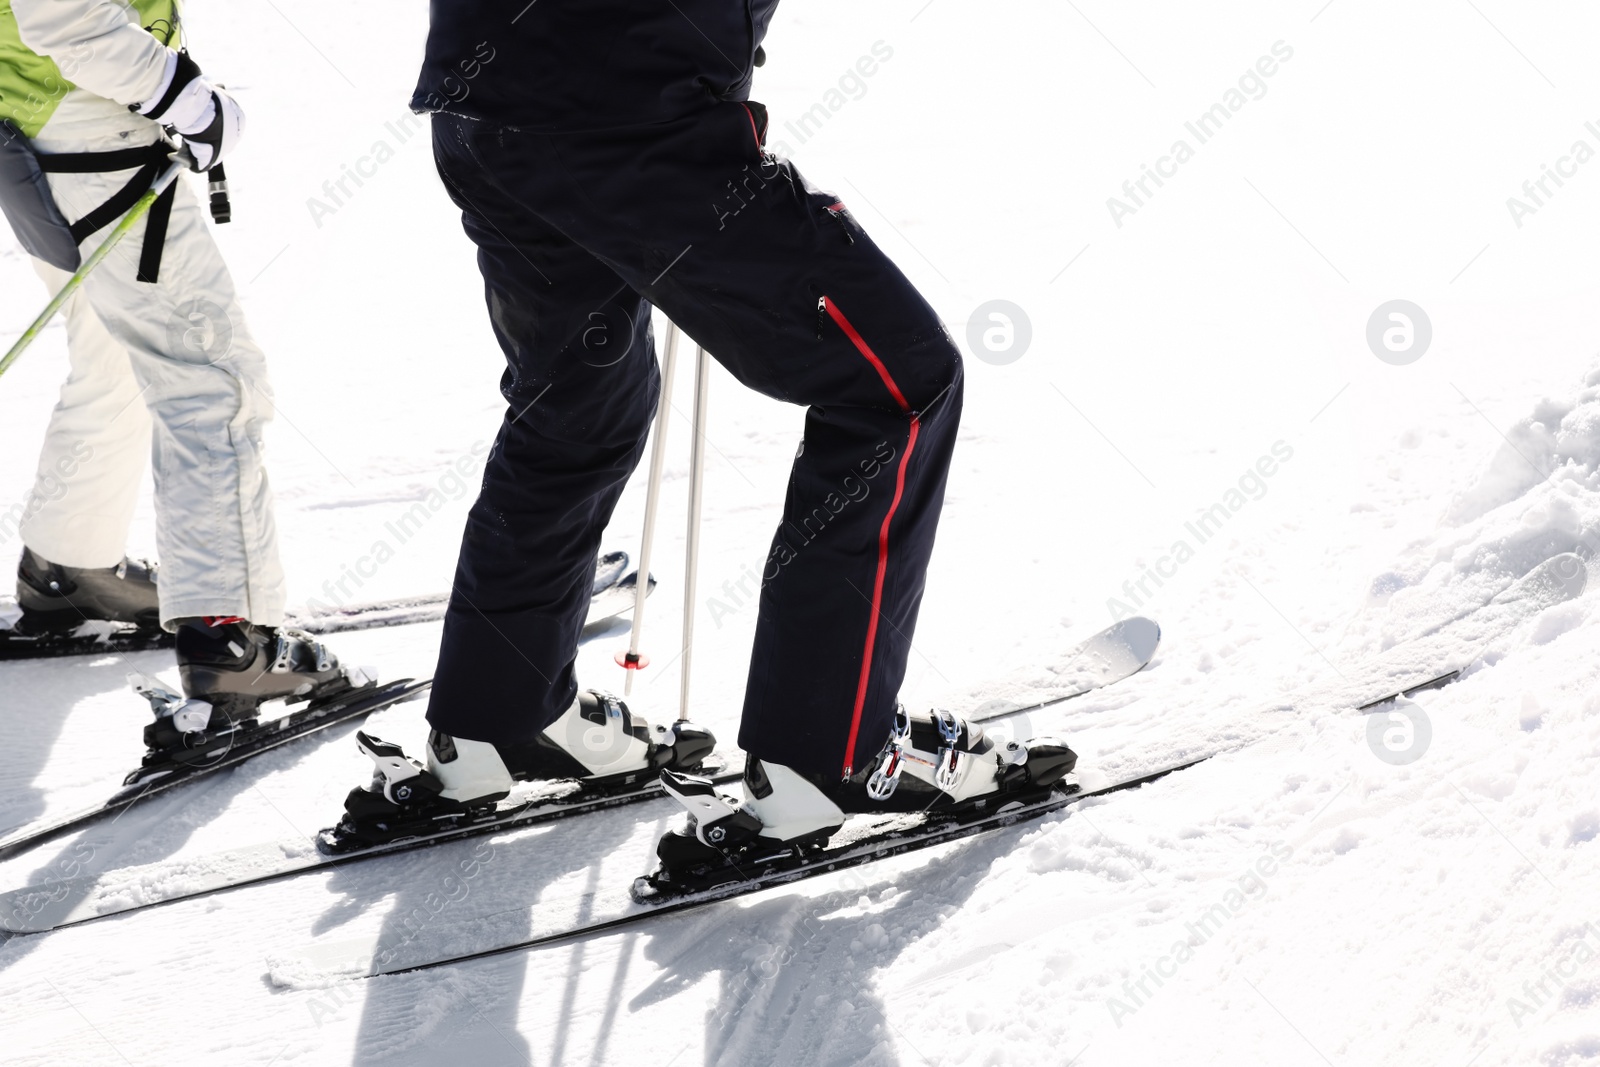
[32, 143, 165, 173]
[58, 161, 158, 244]
[137, 179, 177, 283]
[37, 142, 178, 284]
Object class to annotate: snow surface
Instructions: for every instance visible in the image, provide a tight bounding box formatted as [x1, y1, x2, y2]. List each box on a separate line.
[3, 1, 1600, 1064]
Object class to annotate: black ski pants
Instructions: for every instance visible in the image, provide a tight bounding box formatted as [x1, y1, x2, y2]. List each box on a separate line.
[425, 104, 962, 779]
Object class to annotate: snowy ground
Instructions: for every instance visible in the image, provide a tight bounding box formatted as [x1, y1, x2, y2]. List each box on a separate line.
[3, 1, 1599, 1064]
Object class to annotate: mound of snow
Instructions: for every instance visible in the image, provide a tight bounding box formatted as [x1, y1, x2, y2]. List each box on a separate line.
[1350, 363, 1600, 655]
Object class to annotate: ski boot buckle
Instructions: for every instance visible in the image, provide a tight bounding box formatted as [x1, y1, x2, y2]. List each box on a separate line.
[272, 628, 332, 674]
[931, 708, 966, 791]
[866, 707, 911, 800]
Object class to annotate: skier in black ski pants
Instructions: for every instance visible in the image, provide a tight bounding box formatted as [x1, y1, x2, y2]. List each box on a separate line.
[415, 3, 962, 786]
[334, 3, 1074, 857]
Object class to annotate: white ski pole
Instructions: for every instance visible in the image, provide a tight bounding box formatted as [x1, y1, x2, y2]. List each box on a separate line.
[619, 317, 682, 695]
[678, 343, 711, 723]
[0, 155, 187, 381]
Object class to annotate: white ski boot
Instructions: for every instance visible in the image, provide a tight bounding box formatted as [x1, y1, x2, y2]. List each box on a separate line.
[650, 707, 1076, 883]
[323, 689, 716, 852]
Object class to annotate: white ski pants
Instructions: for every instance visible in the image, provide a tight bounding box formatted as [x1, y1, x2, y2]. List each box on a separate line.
[18, 102, 285, 628]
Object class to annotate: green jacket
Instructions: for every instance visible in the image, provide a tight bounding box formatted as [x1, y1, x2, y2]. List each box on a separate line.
[0, 0, 179, 138]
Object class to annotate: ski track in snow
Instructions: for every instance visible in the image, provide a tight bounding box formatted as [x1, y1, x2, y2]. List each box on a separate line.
[3, 1, 1600, 1064]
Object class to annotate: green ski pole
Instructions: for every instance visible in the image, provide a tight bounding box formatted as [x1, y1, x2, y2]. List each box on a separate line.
[0, 155, 189, 381]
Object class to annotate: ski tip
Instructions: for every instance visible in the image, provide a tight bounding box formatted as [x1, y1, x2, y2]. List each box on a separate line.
[1492, 552, 1589, 607]
[1104, 616, 1161, 662]
[1533, 552, 1588, 599]
[614, 571, 657, 594]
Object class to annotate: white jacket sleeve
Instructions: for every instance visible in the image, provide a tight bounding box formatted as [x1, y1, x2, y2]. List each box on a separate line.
[13, 0, 175, 109]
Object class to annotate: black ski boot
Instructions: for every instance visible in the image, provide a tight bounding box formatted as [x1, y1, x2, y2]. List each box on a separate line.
[126, 621, 371, 775]
[15, 547, 160, 631]
[319, 690, 717, 853]
[175, 616, 351, 717]
[646, 707, 1076, 894]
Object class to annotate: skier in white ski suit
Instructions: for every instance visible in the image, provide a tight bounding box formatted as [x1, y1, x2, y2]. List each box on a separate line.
[2, 1, 348, 722]
[3, 0, 281, 626]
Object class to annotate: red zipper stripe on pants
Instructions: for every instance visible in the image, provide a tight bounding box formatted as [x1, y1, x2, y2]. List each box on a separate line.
[821, 296, 918, 777]
[823, 297, 909, 411]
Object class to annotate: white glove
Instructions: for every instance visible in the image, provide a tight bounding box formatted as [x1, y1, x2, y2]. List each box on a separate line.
[134, 50, 245, 172]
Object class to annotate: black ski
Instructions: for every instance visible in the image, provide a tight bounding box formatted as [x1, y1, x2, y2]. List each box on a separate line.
[0, 678, 430, 864]
[361, 757, 1210, 977]
[5, 546, 1579, 938]
[0, 754, 744, 935]
[0, 617, 1165, 933]
[242, 553, 1593, 974]
[1356, 670, 1459, 710]
[0, 551, 643, 659]
[0, 694, 1083, 934]
[288, 563, 654, 638]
